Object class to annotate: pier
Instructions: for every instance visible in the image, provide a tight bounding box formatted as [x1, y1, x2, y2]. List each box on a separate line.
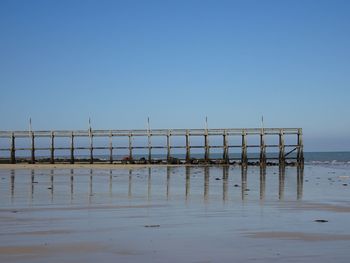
[0, 128, 304, 165]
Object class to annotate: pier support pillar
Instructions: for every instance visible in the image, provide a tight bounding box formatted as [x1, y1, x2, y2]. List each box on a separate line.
[260, 129, 266, 166]
[109, 131, 113, 164]
[30, 132, 35, 164]
[89, 132, 93, 164]
[128, 134, 133, 161]
[279, 129, 285, 165]
[148, 132, 152, 163]
[204, 130, 209, 162]
[223, 130, 229, 164]
[166, 131, 171, 162]
[70, 132, 74, 164]
[50, 131, 55, 164]
[241, 130, 247, 165]
[185, 130, 190, 163]
[10, 132, 15, 164]
[297, 128, 304, 165]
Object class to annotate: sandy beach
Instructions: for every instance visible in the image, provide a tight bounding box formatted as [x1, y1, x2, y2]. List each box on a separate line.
[0, 164, 349, 262]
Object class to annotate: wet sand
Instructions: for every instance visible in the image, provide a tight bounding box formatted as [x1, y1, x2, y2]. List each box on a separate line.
[0, 165, 350, 262]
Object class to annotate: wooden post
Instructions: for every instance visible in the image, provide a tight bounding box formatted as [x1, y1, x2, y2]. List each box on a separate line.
[10, 132, 16, 164]
[223, 130, 229, 164]
[260, 128, 266, 165]
[109, 131, 113, 164]
[204, 130, 209, 162]
[297, 128, 304, 164]
[89, 130, 93, 164]
[50, 131, 55, 164]
[166, 131, 171, 162]
[30, 132, 35, 164]
[279, 129, 285, 165]
[185, 130, 190, 163]
[70, 132, 74, 164]
[148, 130, 151, 163]
[241, 130, 247, 165]
[128, 133, 133, 160]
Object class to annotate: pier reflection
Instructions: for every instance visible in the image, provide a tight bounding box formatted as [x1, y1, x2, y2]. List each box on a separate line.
[260, 166, 266, 201]
[6, 165, 304, 204]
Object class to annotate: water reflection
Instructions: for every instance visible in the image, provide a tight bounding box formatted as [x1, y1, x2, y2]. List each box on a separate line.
[223, 166, 228, 202]
[185, 167, 190, 201]
[279, 165, 285, 200]
[30, 169, 34, 202]
[241, 166, 247, 201]
[204, 166, 209, 202]
[147, 168, 151, 200]
[166, 167, 170, 200]
[260, 166, 266, 201]
[6, 165, 304, 203]
[10, 170, 15, 203]
[297, 165, 304, 200]
[69, 169, 73, 201]
[128, 169, 132, 199]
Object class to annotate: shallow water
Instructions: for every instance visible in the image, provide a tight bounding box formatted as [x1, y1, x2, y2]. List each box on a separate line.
[0, 165, 349, 262]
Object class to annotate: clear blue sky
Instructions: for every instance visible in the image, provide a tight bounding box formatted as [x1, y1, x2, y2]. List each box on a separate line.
[0, 0, 349, 151]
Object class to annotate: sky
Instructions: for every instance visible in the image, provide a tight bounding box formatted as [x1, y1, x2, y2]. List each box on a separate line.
[0, 0, 349, 151]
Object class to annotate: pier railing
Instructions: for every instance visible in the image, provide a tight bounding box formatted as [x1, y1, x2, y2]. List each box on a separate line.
[0, 128, 304, 165]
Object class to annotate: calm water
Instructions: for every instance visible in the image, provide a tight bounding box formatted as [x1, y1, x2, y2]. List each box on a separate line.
[0, 165, 350, 262]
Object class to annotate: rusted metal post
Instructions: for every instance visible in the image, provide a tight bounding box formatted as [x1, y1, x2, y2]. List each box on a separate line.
[30, 132, 35, 164]
[241, 130, 247, 165]
[279, 129, 285, 165]
[223, 130, 229, 164]
[10, 132, 15, 164]
[70, 132, 74, 164]
[50, 131, 55, 164]
[260, 128, 266, 166]
[297, 128, 304, 164]
[185, 130, 190, 163]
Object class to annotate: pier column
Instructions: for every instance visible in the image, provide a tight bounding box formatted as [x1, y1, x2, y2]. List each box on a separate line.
[260, 129, 266, 166]
[241, 130, 247, 165]
[223, 130, 229, 164]
[128, 133, 133, 161]
[297, 128, 304, 164]
[50, 131, 55, 164]
[109, 131, 113, 164]
[204, 130, 209, 162]
[279, 129, 285, 165]
[148, 131, 152, 163]
[70, 132, 74, 164]
[185, 130, 190, 163]
[166, 131, 171, 162]
[30, 132, 35, 164]
[10, 132, 16, 164]
[89, 131, 93, 164]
